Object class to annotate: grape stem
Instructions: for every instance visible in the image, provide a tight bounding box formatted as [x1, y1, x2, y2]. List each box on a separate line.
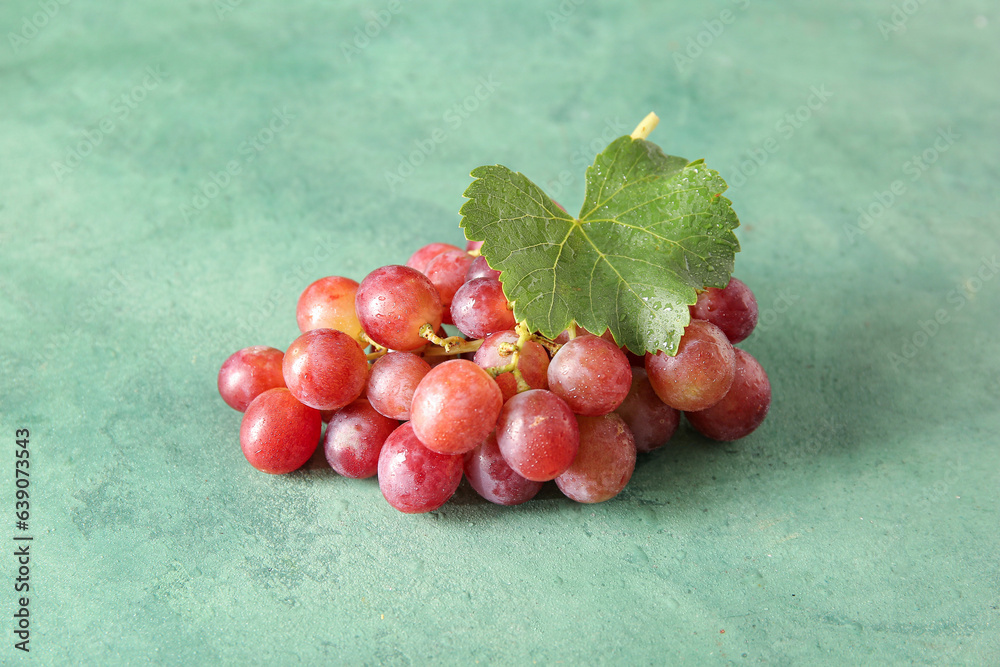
[484, 321, 532, 393]
[422, 338, 484, 356]
[630, 112, 659, 141]
[531, 334, 562, 356]
[359, 331, 387, 353]
[418, 323, 469, 353]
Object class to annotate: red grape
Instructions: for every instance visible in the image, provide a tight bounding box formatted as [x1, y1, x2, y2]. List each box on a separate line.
[377, 422, 464, 513]
[450, 277, 516, 340]
[366, 351, 431, 420]
[322, 399, 398, 478]
[410, 359, 503, 455]
[465, 254, 501, 282]
[473, 330, 549, 402]
[406, 242, 462, 272]
[464, 432, 542, 506]
[424, 249, 474, 320]
[686, 348, 770, 441]
[496, 389, 579, 482]
[218, 345, 286, 412]
[355, 265, 444, 351]
[296, 276, 363, 342]
[240, 388, 321, 474]
[547, 334, 631, 415]
[614, 368, 680, 453]
[283, 328, 368, 411]
[645, 319, 735, 411]
[690, 277, 758, 344]
[465, 240, 484, 253]
[555, 413, 636, 503]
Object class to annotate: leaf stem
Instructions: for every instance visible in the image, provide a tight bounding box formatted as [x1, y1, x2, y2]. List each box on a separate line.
[630, 112, 660, 140]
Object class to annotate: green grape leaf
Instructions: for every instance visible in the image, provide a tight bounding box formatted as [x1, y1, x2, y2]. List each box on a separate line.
[460, 134, 740, 355]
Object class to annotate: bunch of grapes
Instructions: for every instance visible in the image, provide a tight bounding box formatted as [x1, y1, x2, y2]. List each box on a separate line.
[217, 241, 771, 513]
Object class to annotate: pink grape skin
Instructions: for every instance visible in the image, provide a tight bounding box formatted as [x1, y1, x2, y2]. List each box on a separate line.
[465, 240, 484, 253]
[355, 265, 444, 351]
[296, 276, 364, 343]
[614, 368, 680, 453]
[464, 432, 543, 506]
[555, 413, 637, 504]
[282, 328, 368, 411]
[465, 255, 501, 282]
[424, 249, 474, 320]
[690, 277, 759, 344]
[218, 346, 286, 412]
[322, 399, 398, 478]
[645, 319, 736, 412]
[554, 325, 616, 346]
[366, 352, 431, 420]
[496, 389, 580, 482]
[410, 359, 503, 455]
[547, 334, 632, 416]
[240, 388, 321, 474]
[450, 277, 516, 340]
[406, 242, 462, 273]
[377, 422, 464, 514]
[473, 330, 550, 402]
[686, 348, 771, 441]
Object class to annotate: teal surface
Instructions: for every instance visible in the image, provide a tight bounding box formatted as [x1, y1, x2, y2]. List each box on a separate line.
[2, 1, 999, 664]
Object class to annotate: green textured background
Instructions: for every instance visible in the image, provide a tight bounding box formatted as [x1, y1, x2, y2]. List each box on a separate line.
[2, 0, 998, 664]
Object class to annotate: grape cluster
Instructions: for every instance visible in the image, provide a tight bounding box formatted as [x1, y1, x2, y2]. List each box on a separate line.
[218, 241, 771, 513]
